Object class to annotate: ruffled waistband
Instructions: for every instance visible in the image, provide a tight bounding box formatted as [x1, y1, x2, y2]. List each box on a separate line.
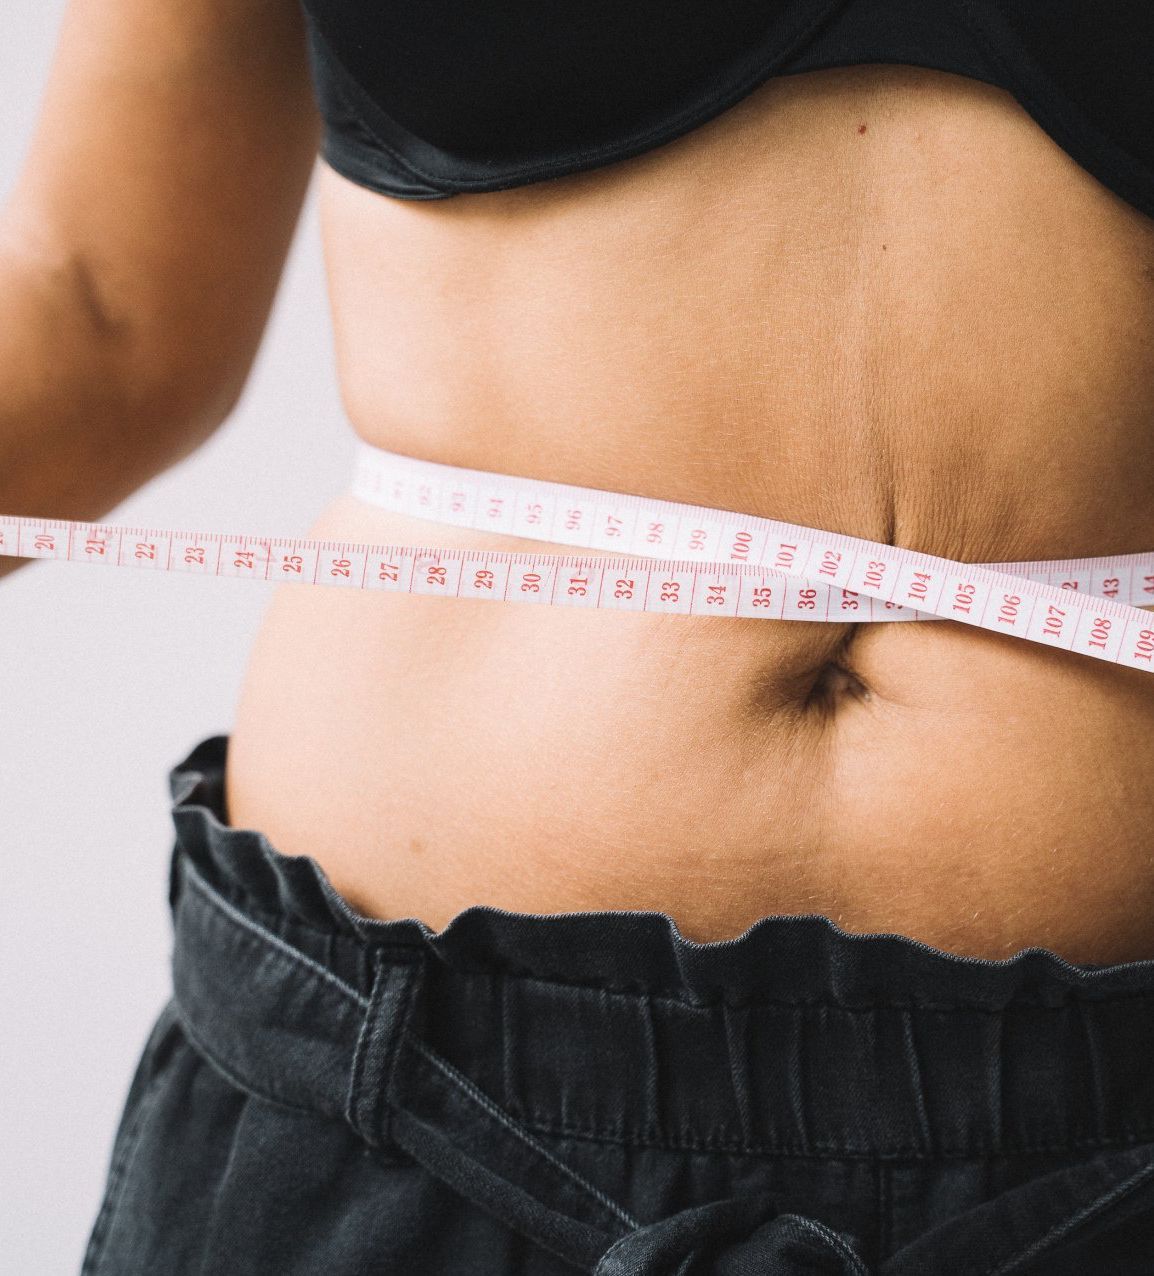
[167, 733, 1154, 1007]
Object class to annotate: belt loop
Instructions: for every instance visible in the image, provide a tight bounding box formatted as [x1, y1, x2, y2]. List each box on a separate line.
[345, 946, 423, 1148]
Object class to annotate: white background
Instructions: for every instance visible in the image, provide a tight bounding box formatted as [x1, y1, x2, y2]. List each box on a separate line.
[1, 6, 350, 1269]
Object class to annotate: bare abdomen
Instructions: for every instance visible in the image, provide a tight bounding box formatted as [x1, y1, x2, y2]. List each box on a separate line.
[227, 63, 1154, 962]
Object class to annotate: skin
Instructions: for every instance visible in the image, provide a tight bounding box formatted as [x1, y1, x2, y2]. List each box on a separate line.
[5, 1, 1154, 962]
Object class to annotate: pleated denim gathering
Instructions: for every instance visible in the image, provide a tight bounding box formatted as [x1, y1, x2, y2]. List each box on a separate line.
[82, 734, 1154, 1274]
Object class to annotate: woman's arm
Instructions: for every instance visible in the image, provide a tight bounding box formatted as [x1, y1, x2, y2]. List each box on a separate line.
[0, 0, 321, 578]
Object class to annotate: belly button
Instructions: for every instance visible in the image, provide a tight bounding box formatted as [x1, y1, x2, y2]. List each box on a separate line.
[805, 660, 872, 710]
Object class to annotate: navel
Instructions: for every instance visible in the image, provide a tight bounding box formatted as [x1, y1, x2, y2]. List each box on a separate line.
[804, 658, 873, 712]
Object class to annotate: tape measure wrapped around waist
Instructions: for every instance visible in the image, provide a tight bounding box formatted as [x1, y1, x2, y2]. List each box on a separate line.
[3, 440, 1153, 674]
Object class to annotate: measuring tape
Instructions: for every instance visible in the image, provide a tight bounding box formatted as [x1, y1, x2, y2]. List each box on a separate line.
[4, 439, 1154, 674]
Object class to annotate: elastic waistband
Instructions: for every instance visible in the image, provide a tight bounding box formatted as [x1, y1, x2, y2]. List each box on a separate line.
[168, 733, 1154, 1159]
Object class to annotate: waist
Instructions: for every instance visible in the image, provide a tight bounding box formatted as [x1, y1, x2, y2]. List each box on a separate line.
[228, 62, 1154, 976]
[225, 437, 1154, 965]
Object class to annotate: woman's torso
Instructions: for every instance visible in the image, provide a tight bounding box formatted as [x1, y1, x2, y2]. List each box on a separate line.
[225, 64, 1154, 963]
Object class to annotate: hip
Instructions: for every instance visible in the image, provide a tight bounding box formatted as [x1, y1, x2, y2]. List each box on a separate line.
[83, 744, 1154, 1273]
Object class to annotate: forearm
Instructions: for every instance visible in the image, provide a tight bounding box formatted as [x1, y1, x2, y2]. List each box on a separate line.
[0, 0, 322, 584]
[0, 220, 226, 581]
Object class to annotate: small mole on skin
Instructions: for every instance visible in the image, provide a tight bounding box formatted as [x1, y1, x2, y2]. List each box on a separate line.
[857, 123, 867, 135]
[882, 244, 887, 251]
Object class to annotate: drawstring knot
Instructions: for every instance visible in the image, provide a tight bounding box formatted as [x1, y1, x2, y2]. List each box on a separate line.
[593, 1194, 871, 1275]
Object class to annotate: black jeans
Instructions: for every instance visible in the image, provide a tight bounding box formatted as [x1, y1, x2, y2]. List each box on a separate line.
[81, 734, 1154, 1273]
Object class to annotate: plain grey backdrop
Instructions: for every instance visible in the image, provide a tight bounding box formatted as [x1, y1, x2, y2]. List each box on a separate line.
[1, 4, 351, 1270]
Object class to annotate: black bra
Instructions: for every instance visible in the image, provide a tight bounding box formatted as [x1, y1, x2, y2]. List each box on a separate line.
[298, 0, 1154, 222]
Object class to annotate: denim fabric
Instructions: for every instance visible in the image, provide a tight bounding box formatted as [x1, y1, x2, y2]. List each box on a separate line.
[81, 733, 1154, 1274]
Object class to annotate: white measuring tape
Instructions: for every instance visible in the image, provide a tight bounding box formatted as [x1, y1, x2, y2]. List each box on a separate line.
[4, 439, 1154, 673]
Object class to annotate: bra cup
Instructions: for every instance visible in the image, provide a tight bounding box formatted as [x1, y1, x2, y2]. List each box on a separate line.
[296, 0, 1154, 219]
